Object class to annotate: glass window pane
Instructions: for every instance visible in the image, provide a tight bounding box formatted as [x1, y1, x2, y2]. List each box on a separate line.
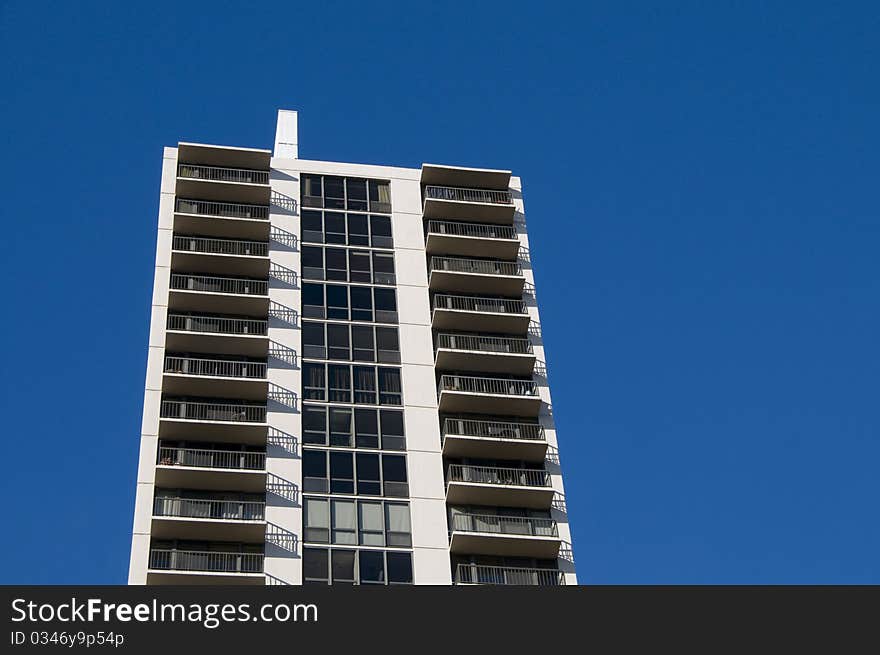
[372, 252, 395, 284]
[368, 180, 391, 213]
[347, 213, 369, 245]
[302, 283, 324, 318]
[380, 410, 405, 450]
[330, 452, 354, 494]
[328, 364, 351, 403]
[375, 327, 400, 363]
[302, 210, 323, 243]
[359, 501, 384, 546]
[325, 247, 347, 281]
[303, 362, 325, 401]
[358, 550, 385, 584]
[351, 325, 375, 361]
[356, 453, 381, 496]
[302, 246, 324, 280]
[382, 454, 408, 497]
[326, 285, 348, 320]
[350, 286, 373, 322]
[349, 250, 372, 282]
[378, 368, 402, 405]
[304, 498, 329, 543]
[302, 321, 326, 359]
[353, 366, 377, 405]
[326, 323, 350, 360]
[329, 407, 353, 447]
[346, 177, 368, 211]
[386, 552, 413, 584]
[373, 288, 397, 323]
[303, 450, 328, 492]
[355, 408, 379, 449]
[303, 405, 327, 445]
[331, 500, 357, 545]
[303, 547, 328, 581]
[324, 176, 345, 209]
[370, 215, 393, 248]
[324, 212, 346, 244]
[331, 549, 356, 583]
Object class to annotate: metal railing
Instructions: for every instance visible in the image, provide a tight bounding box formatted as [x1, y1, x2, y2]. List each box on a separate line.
[438, 375, 538, 397]
[433, 294, 527, 315]
[443, 418, 545, 442]
[427, 220, 517, 240]
[178, 164, 269, 185]
[172, 235, 268, 258]
[454, 564, 564, 586]
[175, 198, 269, 220]
[166, 313, 268, 336]
[157, 446, 265, 471]
[424, 185, 513, 205]
[153, 496, 265, 521]
[429, 256, 521, 277]
[449, 512, 558, 537]
[160, 399, 267, 423]
[149, 549, 264, 574]
[447, 464, 550, 488]
[170, 273, 268, 296]
[164, 355, 266, 379]
[436, 333, 532, 355]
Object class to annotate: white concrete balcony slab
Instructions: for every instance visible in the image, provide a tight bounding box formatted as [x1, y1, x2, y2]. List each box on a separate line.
[441, 418, 548, 461]
[425, 220, 519, 259]
[434, 333, 535, 376]
[446, 465, 554, 509]
[448, 512, 560, 558]
[437, 375, 541, 417]
[428, 256, 524, 296]
[431, 294, 530, 335]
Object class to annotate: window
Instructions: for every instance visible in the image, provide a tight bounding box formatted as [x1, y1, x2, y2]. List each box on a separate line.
[323, 176, 345, 209]
[325, 248, 347, 281]
[302, 210, 323, 243]
[302, 283, 324, 318]
[304, 363, 325, 401]
[302, 246, 324, 280]
[303, 321, 326, 359]
[326, 285, 348, 320]
[359, 501, 384, 546]
[346, 178, 368, 211]
[328, 365, 351, 402]
[347, 213, 369, 245]
[350, 286, 373, 322]
[329, 407, 352, 447]
[304, 498, 329, 543]
[348, 250, 372, 282]
[379, 410, 405, 450]
[331, 549, 356, 584]
[303, 547, 328, 584]
[370, 215, 393, 248]
[369, 180, 391, 213]
[375, 327, 400, 363]
[304, 450, 328, 492]
[303, 405, 327, 445]
[378, 368, 402, 405]
[355, 409, 380, 449]
[386, 552, 413, 584]
[302, 175, 323, 208]
[372, 252, 395, 285]
[382, 455, 408, 497]
[359, 550, 385, 584]
[330, 452, 354, 494]
[374, 288, 397, 323]
[356, 453, 381, 495]
[327, 323, 350, 360]
[352, 325, 375, 361]
[324, 212, 346, 244]
[331, 500, 357, 545]
[385, 504, 412, 547]
[353, 366, 377, 404]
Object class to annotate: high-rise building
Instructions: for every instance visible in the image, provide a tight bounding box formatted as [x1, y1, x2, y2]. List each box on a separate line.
[129, 110, 576, 586]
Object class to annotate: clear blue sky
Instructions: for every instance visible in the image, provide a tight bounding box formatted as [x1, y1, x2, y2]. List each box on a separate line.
[1, 1, 878, 584]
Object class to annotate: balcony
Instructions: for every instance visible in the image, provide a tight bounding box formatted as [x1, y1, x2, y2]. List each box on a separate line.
[428, 256, 524, 296]
[176, 163, 270, 204]
[441, 418, 547, 461]
[422, 185, 515, 223]
[165, 313, 268, 357]
[147, 548, 264, 585]
[454, 564, 564, 586]
[446, 464, 553, 509]
[151, 495, 266, 541]
[168, 273, 269, 315]
[159, 398, 267, 442]
[425, 220, 519, 259]
[156, 445, 266, 492]
[435, 333, 535, 375]
[448, 512, 560, 558]
[432, 294, 530, 335]
[171, 235, 269, 278]
[163, 354, 267, 401]
[174, 198, 270, 240]
[437, 375, 541, 417]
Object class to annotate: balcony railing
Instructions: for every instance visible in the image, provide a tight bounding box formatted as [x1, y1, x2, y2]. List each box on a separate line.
[454, 564, 564, 586]
[164, 355, 266, 379]
[427, 220, 517, 240]
[172, 235, 268, 258]
[166, 313, 268, 336]
[433, 294, 527, 315]
[149, 549, 264, 574]
[443, 418, 545, 442]
[430, 256, 521, 277]
[447, 464, 550, 488]
[175, 198, 269, 220]
[449, 512, 558, 537]
[424, 185, 513, 205]
[436, 333, 532, 355]
[160, 399, 267, 423]
[153, 496, 265, 521]
[157, 446, 266, 471]
[438, 375, 538, 397]
[170, 274, 268, 297]
[178, 164, 269, 185]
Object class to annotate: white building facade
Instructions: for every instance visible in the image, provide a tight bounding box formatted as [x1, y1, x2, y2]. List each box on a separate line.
[129, 110, 576, 586]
